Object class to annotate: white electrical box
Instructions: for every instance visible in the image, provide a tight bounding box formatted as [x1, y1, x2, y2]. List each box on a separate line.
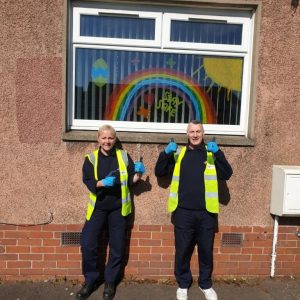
[270, 165, 300, 216]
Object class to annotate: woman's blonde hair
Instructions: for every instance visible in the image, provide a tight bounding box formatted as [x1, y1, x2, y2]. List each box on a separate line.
[98, 124, 116, 137]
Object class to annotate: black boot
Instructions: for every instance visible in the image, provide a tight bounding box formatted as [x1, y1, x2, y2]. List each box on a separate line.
[76, 281, 100, 300]
[103, 283, 116, 300]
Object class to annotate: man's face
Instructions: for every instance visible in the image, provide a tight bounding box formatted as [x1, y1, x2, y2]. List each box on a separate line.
[98, 129, 116, 154]
[187, 123, 204, 148]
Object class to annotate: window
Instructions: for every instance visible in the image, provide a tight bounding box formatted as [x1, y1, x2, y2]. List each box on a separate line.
[68, 2, 255, 135]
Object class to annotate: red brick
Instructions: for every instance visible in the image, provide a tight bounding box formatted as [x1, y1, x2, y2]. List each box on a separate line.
[18, 238, 42, 246]
[252, 255, 271, 261]
[285, 248, 300, 255]
[281, 261, 300, 269]
[130, 231, 151, 239]
[247, 268, 269, 275]
[43, 239, 60, 246]
[150, 261, 171, 268]
[231, 226, 252, 233]
[0, 225, 17, 230]
[253, 240, 272, 247]
[161, 225, 174, 232]
[44, 254, 67, 261]
[217, 262, 239, 271]
[0, 239, 17, 245]
[152, 232, 174, 240]
[66, 224, 83, 231]
[278, 226, 298, 234]
[138, 268, 160, 275]
[162, 239, 175, 247]
[20, 269, 43, 275]
[277, 254, 295, 261]
[159, 269, 174, 276]
[128, 239, 138, 246]
[31, 246, 55, 253]
[220, 247, 241, 254]
[0, 269, 20, 275]
[214, 254, 230, 261]
[139, 239, 161, 247]
[28, 232, 53, 239]
[18, 226, 42, 231]
[42, 224, 66, 231]
[139, 254, 161, 261]
[19, 254, 43, 260]
[7, 261, 31, 268]
[277, 241, 297, 247]
[263, 248, 272, 254]
[57, 261, 81, 268]
[129, 246, 151, 254]
[32, 261, 57, 268]
[6, 246, 30, 253]
[151, 247, 174, 254]
[162, 254, 174, 261]
[230, 254, 251, 261]
[68, 254, 82, 261]
[67, 269, 82, 275]
[5, 231, 29, 238]
[124, 267, 138, 275]
[139, 225, 161, 232]
[242, 247, 263, 254]
[127, 261, 149, 268]
[252, 226, 271, 233]
[56, 246, 80, 253]
[127, 253, 139, 261]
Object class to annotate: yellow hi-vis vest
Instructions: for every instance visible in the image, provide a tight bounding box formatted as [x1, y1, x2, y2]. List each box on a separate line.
[168, 146, 219, 214]
[85, 148, 131, 220]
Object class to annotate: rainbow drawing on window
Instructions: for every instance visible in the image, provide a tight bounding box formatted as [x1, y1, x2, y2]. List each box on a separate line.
[104, 69, 216, 124]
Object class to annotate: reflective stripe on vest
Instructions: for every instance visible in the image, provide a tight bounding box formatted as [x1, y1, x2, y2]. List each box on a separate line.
[85, 149, 131, 220]
[167, 146, 219, 213]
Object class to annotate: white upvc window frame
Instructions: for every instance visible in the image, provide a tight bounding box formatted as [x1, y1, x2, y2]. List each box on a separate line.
[162, 11, 252, 53]
[69, 3, 255, 136]
[73, 7, 163, 47]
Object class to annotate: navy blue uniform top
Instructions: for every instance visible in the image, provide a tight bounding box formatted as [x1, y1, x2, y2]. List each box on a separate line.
[82, 147, 136, 211]
[155, 143, 233, 210]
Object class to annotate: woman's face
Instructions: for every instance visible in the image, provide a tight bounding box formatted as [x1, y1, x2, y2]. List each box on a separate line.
[98, 129, 116, 155]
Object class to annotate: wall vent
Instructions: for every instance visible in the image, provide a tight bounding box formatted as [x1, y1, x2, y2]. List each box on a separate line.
[221, 233, 243, 247]
[61, 232, 81, 246]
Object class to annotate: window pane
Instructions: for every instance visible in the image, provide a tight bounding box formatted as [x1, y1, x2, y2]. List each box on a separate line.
[170, 20, 242, 45]
[75, 48, 243, 125]
[80, 15, 155, 40]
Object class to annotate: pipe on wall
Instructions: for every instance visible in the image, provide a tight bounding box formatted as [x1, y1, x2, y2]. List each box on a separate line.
[270, 215, 279, 278]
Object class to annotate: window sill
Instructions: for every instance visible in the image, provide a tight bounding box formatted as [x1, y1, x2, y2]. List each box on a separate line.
[62, 130, 255, 146]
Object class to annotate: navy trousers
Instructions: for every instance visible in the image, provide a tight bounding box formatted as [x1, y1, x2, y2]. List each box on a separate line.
[173, 207, 217, 289]
[80, 208, 127, 285]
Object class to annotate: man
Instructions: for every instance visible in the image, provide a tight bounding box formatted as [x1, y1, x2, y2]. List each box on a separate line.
[155, 120, 232, 300]
[76, 125, 146, 300]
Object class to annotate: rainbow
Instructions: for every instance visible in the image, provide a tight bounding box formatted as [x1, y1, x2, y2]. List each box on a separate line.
[104, 69, 216, 123]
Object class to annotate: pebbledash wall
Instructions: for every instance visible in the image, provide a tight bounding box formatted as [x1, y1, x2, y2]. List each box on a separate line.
[0, 0, 300, 281]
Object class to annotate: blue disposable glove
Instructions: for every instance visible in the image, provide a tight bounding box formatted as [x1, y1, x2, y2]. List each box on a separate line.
[134, 161, 146, 174]
[207, 141, 219, 153]
[165, 141, 178, 155]
[102, 176, 116, 187]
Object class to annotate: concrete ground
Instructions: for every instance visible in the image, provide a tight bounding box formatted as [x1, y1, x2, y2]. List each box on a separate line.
[0, 277, 300, 300]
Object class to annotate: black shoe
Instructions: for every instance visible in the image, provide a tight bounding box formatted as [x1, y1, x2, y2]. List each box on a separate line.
[76, 282, 97, 300]
[103, 283, 116, 300]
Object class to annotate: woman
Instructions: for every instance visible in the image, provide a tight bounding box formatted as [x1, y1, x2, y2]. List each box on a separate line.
[76, 125, 145, 300]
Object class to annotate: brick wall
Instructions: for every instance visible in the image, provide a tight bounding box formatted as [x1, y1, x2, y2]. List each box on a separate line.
[0, 224, 299, 281]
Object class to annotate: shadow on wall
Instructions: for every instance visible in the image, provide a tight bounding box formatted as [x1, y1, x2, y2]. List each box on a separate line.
[291, 0, 299, 14]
